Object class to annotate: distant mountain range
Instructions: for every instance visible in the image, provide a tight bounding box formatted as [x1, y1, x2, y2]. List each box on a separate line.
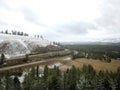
[62, 38, 120, 45]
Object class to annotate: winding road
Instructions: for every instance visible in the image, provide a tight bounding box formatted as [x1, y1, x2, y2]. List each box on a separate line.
[0, 50, 71, 73]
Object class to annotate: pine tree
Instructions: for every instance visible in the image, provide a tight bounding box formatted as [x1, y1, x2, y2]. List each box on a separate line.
[0, 53, 5, 65]
[5, 73, 14, 90]
[115, 68, 120, 90]
[68, 66, 77, 90]
[46, 66, 62, 90]
[63, 72, 70, 90]
[13, 76, 21, 90]
[17, 32, 20, 35]
[21, 32, 23, 36]
[40, 35, 43, 39]
[24, 54, 29, 62]
[0, 76, 4, 90]
[43, 65, 49, 81]
[5, 30, 8, 34]
[37, 35, 39, 38]
[36, 66, 39, 77]
[0, 30, 3, 33]
[22, 74, 34, 90]
[77, 75, 92, 90]
[30, 67, 36, 78]
[43, 65, 49, 89]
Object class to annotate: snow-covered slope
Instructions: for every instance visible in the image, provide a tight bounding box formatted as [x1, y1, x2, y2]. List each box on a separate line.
[0, 34, 54, 58]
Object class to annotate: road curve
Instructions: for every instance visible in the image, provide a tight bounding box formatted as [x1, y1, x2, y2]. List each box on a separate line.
[0, 56, 71, 72]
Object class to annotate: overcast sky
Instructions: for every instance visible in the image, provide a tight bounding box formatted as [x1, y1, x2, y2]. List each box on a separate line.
[0, 0, 120, 42]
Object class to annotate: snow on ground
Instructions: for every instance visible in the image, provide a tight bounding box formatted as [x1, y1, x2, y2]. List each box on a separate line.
[0, 34, 53, 59]
[48, 63, 62, 68]
[18, 71, 27, 83]
[63, 57, 72, 60]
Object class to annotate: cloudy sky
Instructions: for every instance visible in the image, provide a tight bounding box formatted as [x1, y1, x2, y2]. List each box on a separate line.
[0, 0, 120, 42]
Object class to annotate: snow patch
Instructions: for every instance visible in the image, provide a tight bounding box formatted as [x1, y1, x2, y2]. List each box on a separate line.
[48, 63, 62, 68]
[18, 72, 27, 83]
[0, 34, 53, 59]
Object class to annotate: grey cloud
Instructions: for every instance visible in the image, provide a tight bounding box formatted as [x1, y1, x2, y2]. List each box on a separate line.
[20, 7, 47, 27]
[0, 21, 22, 30]
[0, 1, 45, 26]
[0, 0, 8, 8]
[54, 22, 96, 35]
[0, 21, 8, 26]
[96, 0, 120, 33]
[0, 0, 16, 11]
[21, 7, 42, 25]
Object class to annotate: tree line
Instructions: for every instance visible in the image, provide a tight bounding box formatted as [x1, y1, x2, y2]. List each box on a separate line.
[0, 30, 29, 36]
[0, 64, 120, 90]
[0, 30, 44, 39]
[0, 53, 5, 65]
[64, 44, 120, 62]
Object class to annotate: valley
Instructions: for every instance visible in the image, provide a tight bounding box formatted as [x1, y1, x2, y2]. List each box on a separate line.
[59, 58, 120, 72]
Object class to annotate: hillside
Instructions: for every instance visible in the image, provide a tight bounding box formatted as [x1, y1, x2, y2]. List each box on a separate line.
[0, 34, 59, 59]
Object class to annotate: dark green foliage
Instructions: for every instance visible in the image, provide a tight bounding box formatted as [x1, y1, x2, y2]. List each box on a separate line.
[1, 64, 120, 90]
[0, 77, 4, 90]
[43, 65, 49, 81]
[0, 72, 14, 90]
[46, 66, 62, 90]
[5, 74, 14, 90]
[67, 66, 77, 90]
[13, 76, 21, 90]
[22, 74, 34, 90]
[5, 30, 8, 34]
[82, 64, 96, 77]
[24, 54, 29, 62]
[115, 68, 120, 90]
[64, 44, 120, 61]
[0, 53, 5, 65]
[30, 67, 36, 78]
[77, 75, 93, 90]
[1, 30, 29, 36]
[36, 66, 39, 77]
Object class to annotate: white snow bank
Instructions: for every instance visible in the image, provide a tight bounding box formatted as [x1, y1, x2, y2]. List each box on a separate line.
[0, 34, 53, 59]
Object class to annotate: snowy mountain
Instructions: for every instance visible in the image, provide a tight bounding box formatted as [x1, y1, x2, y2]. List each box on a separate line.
[0, 34, 55, 59]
